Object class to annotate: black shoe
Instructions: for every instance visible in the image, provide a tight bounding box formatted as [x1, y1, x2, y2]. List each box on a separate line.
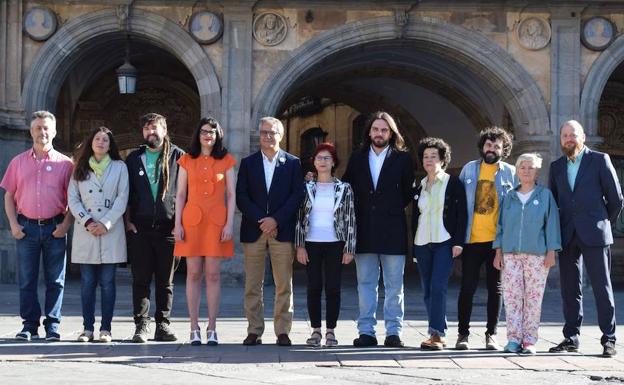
[603, 342, 617, 357]
[353, 334, 378, 347]
[549, 338, 579, 353]
[276, 334, 292, 346]
[154, 322, 177, 342]
[243, 333, 262, 346]
[384, 335, 405, 348]
[132, 321, 150, 343]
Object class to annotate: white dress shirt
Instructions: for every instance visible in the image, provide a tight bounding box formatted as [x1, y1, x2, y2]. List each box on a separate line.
[262, 150, 278, 193]
[368, 145, 389, 190]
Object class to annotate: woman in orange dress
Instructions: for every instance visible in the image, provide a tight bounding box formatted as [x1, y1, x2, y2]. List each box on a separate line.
[173, 117, 236, 346]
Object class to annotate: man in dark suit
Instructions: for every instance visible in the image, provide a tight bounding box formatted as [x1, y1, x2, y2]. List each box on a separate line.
[549, 120, 623, 357]
[236, 116, 304, 347]
[343, 111, 414, 348]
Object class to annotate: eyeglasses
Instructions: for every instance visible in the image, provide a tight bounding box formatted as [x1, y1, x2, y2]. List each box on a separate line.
[200, 129, 218, 136]
[314, 155, 333, 162]
[259, 130, 281, 138]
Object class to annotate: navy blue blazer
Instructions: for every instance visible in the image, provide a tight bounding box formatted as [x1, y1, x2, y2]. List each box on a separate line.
[342, 147, 414, 255]
[549, 147, 623, 248]
[236, 150, 304, 243]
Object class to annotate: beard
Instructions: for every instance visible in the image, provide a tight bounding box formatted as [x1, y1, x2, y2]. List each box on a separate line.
[145, 134, 163, 149]
[481, 150, 501, 164]
[561, 143, 581, 158]
[371, 136, 389, 149]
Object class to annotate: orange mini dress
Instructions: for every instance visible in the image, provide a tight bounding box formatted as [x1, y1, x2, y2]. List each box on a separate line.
[174, 153, 236, 258]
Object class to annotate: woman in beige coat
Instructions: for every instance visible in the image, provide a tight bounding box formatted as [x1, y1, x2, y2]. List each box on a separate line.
[68, 126, 129, 343]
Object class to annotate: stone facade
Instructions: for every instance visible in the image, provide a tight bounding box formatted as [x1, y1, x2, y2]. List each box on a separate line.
[1, 1, 624, 283]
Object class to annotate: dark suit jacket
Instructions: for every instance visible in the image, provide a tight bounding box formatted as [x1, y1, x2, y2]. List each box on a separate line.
[236, 150, 304, 243]
[411, 175, 468, 248]
[549, 147, 623, 247]
[342, 147, 414, 255]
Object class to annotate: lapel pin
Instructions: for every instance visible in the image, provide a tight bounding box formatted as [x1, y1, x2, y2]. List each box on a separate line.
[139, 170, 145, 176]
[466, 178, 472, 184]
[45, 165, 52, 172]
[533, 199, 539, 205]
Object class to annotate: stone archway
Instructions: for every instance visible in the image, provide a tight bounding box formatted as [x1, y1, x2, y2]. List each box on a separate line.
[22, 8, 220, 122]
[252, 15, 549, 143]
[580, 34, 624, 136]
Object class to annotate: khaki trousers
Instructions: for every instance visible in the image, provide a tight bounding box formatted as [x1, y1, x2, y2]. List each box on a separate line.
[243, 233, 294, 336]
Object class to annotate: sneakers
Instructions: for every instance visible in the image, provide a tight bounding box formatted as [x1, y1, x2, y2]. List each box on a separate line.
[353, 334, 378, 347]
[421, 335, 446, 351]
[603, 341, 617, 357]
[384, 335, 405, 348]
[15, 329, 39, 342]
[455, 334, 469, 350]
[549, 337, 579, 353]
[521, 344, 536, 355]
[154, 322, 177, 342]
[99, 330, 112, 343]
[485, 333, 501, 351]
[132, 322, 150, 343]
[206, 330, 218, 346]
[503, 341, 522, 353]
[77, 330, 94, 342]
[190, 330, 202, 346]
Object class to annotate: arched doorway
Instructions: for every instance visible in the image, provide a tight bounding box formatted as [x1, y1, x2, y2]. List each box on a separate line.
[252, 15, 550, 172]
[21, 8, 221, 151]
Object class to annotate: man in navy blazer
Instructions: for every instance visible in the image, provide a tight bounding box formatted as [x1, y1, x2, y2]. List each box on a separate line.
[548, 120, 623, 357]
[236, 117, 304, 347]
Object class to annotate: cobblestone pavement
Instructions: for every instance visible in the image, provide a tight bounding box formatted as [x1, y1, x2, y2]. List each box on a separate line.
[1, 267, 623, 384]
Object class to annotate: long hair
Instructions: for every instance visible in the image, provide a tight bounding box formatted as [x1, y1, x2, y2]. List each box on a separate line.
[140, 113, 172, 201]
[188, 116, 228, 159]
[361, 111, 407, 152]
[73, 126, 121, 181]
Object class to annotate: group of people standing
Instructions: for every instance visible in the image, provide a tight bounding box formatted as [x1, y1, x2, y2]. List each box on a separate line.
[2, 110, 621, 358]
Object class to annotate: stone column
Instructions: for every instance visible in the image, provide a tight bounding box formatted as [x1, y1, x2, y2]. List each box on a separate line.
[0, 0, 25, 128]
[549, 5, 583, 154]
[220, 2, 254, 284]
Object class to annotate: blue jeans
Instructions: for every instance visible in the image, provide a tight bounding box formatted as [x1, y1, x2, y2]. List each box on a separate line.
[80, 264, 117, 332]
[16, 217, 67, 332]
[355, 253, 405, 337]
[414, 241, 453, 337]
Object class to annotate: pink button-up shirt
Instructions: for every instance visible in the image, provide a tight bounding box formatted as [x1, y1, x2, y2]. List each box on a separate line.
[0, 148, 73, 219]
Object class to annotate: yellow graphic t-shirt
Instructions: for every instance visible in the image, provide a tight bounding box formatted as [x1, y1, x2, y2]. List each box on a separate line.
[469, 162, 499, 243]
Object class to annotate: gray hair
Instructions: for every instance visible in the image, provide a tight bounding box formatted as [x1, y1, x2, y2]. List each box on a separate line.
[515, 152, 543, 170]
[258, 116, 284, 135]
[31, 110, 56, 126]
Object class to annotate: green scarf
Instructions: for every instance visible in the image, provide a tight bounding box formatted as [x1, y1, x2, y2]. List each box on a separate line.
[89, 154, 111, 180]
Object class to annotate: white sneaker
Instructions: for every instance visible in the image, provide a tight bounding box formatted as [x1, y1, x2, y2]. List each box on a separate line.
[99, 330, 112, 343]
[207, 330, 218, 346]
[190, 330, 201, 346]
[77, 330, 94, 342]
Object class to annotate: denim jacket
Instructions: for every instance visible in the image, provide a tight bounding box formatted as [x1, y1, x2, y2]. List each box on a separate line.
[492, 184, 562, 255]
[459, 159, 517, 243]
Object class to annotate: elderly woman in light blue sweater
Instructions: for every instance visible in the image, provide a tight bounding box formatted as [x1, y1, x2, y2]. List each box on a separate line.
[493, 153, 561, 355]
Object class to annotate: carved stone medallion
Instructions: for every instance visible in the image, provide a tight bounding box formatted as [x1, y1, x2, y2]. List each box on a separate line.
[253, 12, 288, 46]
[516, 17, 551, 51]
[582, 17, 616, 51]
[189, 11, 223, 44]
[24, 7, 57, 41]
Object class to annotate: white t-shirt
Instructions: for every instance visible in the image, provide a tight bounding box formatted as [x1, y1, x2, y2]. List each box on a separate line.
[516, 189, 534, 205]
[306, 182, 339, 242]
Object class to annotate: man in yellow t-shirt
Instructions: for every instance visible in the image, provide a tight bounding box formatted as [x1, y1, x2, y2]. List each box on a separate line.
[456, 127, 517, 351]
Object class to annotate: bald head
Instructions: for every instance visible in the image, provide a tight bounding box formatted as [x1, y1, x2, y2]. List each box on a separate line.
[560, 120, 586, 158]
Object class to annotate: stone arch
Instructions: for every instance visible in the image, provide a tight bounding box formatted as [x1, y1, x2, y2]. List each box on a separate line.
[252, 15, 549, 141]
[22, 8, 220, 123]
[580, 34, 624, 136]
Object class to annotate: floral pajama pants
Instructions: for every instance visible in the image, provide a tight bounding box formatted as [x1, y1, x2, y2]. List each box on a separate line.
[501, 253, 549, 345]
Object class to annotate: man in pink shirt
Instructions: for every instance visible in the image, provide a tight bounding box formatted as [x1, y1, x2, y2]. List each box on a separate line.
[1, 111, 73, 341]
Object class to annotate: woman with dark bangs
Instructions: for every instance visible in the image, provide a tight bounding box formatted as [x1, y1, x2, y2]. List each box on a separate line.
[295, 143, 356, 347]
